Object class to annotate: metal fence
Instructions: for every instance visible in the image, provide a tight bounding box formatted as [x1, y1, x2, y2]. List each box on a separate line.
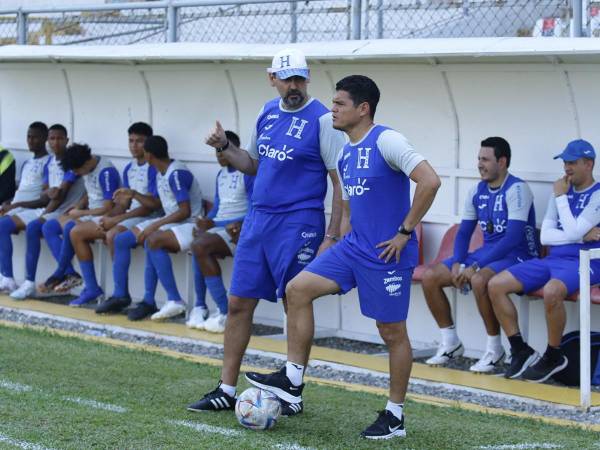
[0, 0, 595, 46]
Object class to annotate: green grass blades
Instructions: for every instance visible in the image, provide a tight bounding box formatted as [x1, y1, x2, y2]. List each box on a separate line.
[0, 324, 598, 450]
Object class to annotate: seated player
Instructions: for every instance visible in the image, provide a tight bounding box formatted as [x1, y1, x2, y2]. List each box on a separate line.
[38, 143, 120, 305]
[63, 123, 158, 308]
[0, 145, 16, 205]
[122, 135, 204, 321]
[489, 140, 600, 382]
[186, 130, 254, 332]
[422, 137, 539, 373]
[10, 124, 86, 299]
[0, 122, 51, 293]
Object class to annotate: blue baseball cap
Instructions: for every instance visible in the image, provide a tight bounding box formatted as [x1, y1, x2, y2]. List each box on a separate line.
[554, 139, 596, 161]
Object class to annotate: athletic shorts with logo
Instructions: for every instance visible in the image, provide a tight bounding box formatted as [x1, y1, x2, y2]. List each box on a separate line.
[508, 255, 600, 295]
[443, 246, 531, 274]
[305, 238, 413, 323]
[230, 208, 325, 302]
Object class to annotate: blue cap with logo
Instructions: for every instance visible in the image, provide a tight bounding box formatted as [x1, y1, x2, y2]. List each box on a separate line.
[267, 48, 310, 80]
[553, 139, 596, 161]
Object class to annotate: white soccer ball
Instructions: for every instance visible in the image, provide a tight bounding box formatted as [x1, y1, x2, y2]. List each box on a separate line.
[235, 387, 281, 430]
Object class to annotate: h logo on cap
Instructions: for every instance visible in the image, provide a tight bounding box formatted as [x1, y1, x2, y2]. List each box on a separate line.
[279, 55, 291, 69]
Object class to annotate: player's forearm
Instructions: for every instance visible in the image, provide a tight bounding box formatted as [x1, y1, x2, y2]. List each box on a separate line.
[11, 196, 50, 210]
[153, 209, 189, 228]
[132, 192, 161, 211]
[86, 202, 115, 217]
[43, 198, 62, 214]
[327, 180, 343, 238]
[222, 146, 258, 175]
[401, 176, 440, 231]
[112, 207, 153, 223]
[340, 201, 351, 237]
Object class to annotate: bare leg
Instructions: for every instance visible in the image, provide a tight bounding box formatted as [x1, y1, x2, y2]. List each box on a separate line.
[378, 321, 412, 403]
[70, 221, 105, 262]
[542, 279, 567, 348]
[191, 232, 231, 277]
[105, 224, 127, 259]
[422, 263, 455, 328]
[488, 271, 525, 337]
[470, 268, 500, 336]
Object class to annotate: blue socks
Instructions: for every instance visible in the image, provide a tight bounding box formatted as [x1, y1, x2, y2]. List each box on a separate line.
[80, 260, 101, 293]
[192, 257, 207, 308]
[143, 249, 158, 307]
[25, 219, 44, 282]
[206, 276, 228, 314]
[43, 219, 76, 277]
[112, 230, 137, 298]
[147, 245, 182, 302]
[0, 217, 17, 278]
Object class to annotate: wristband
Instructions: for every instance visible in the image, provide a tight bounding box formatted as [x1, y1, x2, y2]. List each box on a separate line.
[216, 140, 230, 153]
[325, 234, 339, 242]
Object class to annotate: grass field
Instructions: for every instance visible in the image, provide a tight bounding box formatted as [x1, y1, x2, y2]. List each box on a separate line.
[1, 324, 599, 450]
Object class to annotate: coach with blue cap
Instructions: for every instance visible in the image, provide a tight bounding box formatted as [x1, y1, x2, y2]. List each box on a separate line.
[489, 138, 600, 383]
[188, 48, 346, 415]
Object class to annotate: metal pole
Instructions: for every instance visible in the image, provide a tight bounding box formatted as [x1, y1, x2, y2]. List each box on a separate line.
[376, 0, 383, 39]
[351, 0, 361, 40]
[16, 9, 27, 44]
[579, 249, 591, 411]
[573, 0, 583, 37]
[167, 2, 178, 42]
[290, 1, 297, 43]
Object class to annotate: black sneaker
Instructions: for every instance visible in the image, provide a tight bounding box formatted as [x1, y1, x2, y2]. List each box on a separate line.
[360, 410, 406, 440]
[96, 296, 131, 314]
[521, 354, 568, 383]
[280, 399, 304, 417]
[187, 383, 236, 412]
[504, 346, 540, 379]
[245, 367, 304, 404]
[127, 302, 158, 321]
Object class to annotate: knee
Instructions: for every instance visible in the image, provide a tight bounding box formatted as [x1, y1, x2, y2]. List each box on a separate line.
[69, 224, 85, 241]
[376, 322, 406, 345]
[42, 219, 60, 237]
[0, 216, 13, 232]
[285, 277, 310, 303]
[26, 219, 43, 237]
[470, 273, 487, 294]
[146, 232, 162, 250]
[191, 237, 211, 258]
[422, 267, 441, 289]
[543, 283, 565, 309]
[63, 220, 76, 236]
[487, 275, 506, 301]
[227, 296, 253, 317]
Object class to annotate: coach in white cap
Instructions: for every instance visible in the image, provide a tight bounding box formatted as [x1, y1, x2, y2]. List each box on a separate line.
[188, 48, 346, 416]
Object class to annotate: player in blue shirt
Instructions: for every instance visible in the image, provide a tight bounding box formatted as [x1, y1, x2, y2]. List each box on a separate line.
[422, 137, 539, 373]
[489, 140, 600, 382]
[10, 124, 86, 300]
[37, 144, 121, 305]
[122, 135, 204, 321]
[245, 75, 440, 440]
[187, 130, 254, 332]
[188, 48, 346, 416]
[0, 122, 51, 293]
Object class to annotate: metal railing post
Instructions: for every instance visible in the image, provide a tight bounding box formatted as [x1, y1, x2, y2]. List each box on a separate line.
[290, 1, 297, 43]
[376, 0, 383, 39]
[167, 2, 178, 42]
[351, 0, 361, 40]
[16, 9, 27, 44]
[579, 249, 591, 410]
[573, 0, 583, 37]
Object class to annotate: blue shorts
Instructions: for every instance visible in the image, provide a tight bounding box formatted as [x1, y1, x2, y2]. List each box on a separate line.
[507, 256, 600, 295]
[443, 247, 528, 274]
[229, 208, 325, 302]
[305, 239, 413, 323]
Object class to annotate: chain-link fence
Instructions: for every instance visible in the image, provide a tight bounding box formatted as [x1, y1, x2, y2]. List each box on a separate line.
[0, 0, 596, 46]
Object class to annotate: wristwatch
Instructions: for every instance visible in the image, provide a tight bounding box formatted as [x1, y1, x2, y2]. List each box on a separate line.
[397, 224, 412, 236]
[470, 262, 481, 272]
[216, 140, 230, 153]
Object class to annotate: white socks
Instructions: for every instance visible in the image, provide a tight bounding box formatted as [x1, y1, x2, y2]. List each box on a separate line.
[385, 400, 404, 420]
[285, 361, 305, 387]
[220, 383, 236, 397]
[486, 334, 502, 353]
[440, 325, 459, 347]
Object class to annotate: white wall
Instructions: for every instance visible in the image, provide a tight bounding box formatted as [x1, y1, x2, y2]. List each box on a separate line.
[2, 41, 600, 356]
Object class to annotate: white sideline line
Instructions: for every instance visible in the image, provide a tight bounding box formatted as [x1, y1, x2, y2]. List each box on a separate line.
[0, 379, 32, 392]
[273, 444, 316, 450]
[63, 397, 127, 413]
[169, 420, 242, 437]
[477, 444, 563, 449]
[0, 433, 55, 450]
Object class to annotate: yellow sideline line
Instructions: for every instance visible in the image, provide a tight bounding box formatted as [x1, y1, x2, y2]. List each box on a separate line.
[2, 318, 599, 433]
[2, 296, 600, 407]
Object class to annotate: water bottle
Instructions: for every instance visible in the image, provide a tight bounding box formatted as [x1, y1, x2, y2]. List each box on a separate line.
[458, 263, 471, 295]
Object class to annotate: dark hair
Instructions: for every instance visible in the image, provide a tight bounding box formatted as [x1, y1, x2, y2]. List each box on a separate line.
[144, 135, 169, 159]
[128, 122, 153, 137]
[335, 75, 380, 119]
[60, 143, 92, 171]
[481, 137, 511, 168]
[48, 123, 68, 137]
[28, 121, 48, 137]
[225, 130, 240, 148]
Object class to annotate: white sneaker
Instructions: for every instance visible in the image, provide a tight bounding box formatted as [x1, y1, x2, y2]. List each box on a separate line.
[186, 306, 209, 329]
[0, 276, 17, 293]
[469, 349, 506, 373]
[204, 313, 227, 333]
[151, 301, 186, 321]
[425, 341, 464, 365]
[10, 280, 36, 300]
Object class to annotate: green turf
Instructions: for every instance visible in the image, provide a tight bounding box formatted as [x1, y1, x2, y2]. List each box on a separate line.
[0, 325, 598, 450]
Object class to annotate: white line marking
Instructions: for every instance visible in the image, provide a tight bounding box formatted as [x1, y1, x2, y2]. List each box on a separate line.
[273, 444, 316, 450]
[477, 444, 563, 449]
[63, 397, 127, 413]
[0, 379, 32, 392]
[0, 433, 55, 450]
[169, 420, 242, 437]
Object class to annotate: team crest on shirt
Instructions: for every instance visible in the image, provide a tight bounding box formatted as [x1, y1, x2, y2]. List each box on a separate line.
[383, 274, 403, 297]
[286, 117, 308, 140]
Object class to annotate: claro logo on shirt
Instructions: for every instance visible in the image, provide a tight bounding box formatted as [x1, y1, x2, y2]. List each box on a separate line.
[344, 178, 370, 197]
[258, 143, 294, 161]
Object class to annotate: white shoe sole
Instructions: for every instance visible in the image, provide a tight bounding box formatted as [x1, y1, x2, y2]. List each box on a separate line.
[363, 429, 406, 440]
[244, 375, 302, 405]
[425, 342, 464, 366]
[524, 357, 569, 383]
[508, 351, 540, 379]
[469, 352, 505, 373]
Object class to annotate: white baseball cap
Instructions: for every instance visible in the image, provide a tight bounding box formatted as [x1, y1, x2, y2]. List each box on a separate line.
[267, 48, 310, 80]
